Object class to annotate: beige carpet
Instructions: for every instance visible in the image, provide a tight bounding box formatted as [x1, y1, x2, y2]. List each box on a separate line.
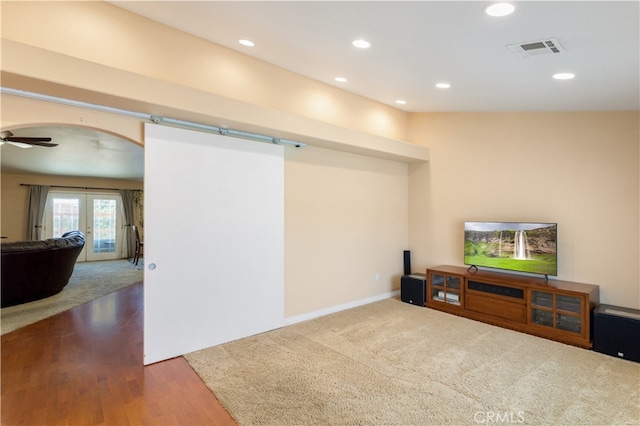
[186, 297, 640, 426]
[1, 259, 143, 335]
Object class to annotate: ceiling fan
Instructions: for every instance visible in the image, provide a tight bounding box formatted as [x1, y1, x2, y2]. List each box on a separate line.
[0, 130, 58, 148]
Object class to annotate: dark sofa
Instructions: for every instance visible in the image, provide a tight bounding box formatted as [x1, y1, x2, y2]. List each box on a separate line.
[1, 231, 85, 308]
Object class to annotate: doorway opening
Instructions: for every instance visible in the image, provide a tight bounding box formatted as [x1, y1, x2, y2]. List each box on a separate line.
[44, 191, 125, 262]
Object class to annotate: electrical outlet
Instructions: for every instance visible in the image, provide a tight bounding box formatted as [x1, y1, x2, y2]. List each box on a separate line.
[375, 273, 380, 282]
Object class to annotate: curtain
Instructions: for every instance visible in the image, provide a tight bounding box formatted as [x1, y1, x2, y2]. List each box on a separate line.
[25, 185, 50, 240]
[119, 189, 136, 259]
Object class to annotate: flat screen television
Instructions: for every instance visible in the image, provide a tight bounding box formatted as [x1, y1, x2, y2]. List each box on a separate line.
[464, 221, 557, 276]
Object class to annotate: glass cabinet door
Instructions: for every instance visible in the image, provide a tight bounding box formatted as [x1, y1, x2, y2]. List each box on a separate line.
[556, 295, 581, 313]
[431, 274, 445, 288]
[531, 291, 553, 308]
[556, 313, 581, 333]
[429, 273, 461, 306]
[530, 290, 582, 334]
[446, 276, 461, 290]
[531, 308, 554, 327]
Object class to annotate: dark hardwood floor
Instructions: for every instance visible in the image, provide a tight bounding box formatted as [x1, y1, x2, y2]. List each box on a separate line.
[1, 282, 237, 425]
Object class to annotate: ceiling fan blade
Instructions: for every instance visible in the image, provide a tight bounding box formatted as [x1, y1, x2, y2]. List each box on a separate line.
[25, 141, 59, 147]
[5, 141, 33, 149]
[6, 136, 53, 143]
[0, 132, 57, 147]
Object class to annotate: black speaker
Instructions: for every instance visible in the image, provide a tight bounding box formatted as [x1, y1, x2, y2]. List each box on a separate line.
[403, 250, 411, 276]
[593, 304, 640, 363]
[401, 273, 426, 306]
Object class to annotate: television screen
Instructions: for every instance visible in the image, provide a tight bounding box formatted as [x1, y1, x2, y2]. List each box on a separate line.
[464, 222, 557, 276]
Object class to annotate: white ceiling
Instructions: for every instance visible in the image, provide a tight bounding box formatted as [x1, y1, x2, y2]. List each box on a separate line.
[3, 1, 638, 180]
[1, 126, 144, 180]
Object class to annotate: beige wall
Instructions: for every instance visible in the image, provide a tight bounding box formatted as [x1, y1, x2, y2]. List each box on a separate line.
[1, 136, 408, 319]
[285, 146, 408, 317]
[2, 2, 638, 314]
[1, 173, 143, 241]
[1, 2, 412, 318]
[407, 112, 640, 309]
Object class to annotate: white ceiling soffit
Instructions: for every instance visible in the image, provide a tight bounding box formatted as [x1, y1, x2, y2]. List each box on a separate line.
[106, 1, 640, 112]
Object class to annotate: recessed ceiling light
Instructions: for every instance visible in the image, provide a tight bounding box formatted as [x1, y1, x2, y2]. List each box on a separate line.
[395, 100, 407, 105]
[352, 39, 371, 49]
[484, 2, 515, 17]
[238, 39, 255, 47]
[335, 77, 347, 83]
[435, 83, 451, 89]
[552, 73, 575, 80]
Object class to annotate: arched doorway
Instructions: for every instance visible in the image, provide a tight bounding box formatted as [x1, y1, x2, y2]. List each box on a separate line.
[1, 125, 143, 260]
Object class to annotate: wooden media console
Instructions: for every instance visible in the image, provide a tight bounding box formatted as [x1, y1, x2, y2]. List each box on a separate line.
[426, 265, 600, 348]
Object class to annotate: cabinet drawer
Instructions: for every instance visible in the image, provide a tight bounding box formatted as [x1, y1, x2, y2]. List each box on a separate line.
[466, 293, 526, 323]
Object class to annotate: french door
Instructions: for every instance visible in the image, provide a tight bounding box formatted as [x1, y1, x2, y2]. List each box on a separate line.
[44, 192, 124, 262]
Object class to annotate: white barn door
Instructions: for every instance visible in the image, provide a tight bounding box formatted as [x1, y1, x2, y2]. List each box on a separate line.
[143, 123, 284, 365]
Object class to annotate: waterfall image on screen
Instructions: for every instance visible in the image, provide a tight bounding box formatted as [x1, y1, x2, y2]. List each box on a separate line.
[464, 222, 557, 275]
[513, 230, 530, 260]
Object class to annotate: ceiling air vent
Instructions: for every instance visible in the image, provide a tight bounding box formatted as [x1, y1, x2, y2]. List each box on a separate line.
[506, 38, 565, 59]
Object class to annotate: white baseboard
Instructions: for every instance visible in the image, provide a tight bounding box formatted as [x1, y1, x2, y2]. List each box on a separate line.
[284, 290, 401, 327]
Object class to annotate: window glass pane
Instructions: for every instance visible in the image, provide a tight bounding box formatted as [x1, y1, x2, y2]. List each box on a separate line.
[93, 199, 117, 253]
[53, 198, 79, 237]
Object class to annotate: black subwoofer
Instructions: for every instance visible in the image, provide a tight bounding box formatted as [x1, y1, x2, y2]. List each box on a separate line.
[593, 304, 640, 363]
[401, 273, 426, 306]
